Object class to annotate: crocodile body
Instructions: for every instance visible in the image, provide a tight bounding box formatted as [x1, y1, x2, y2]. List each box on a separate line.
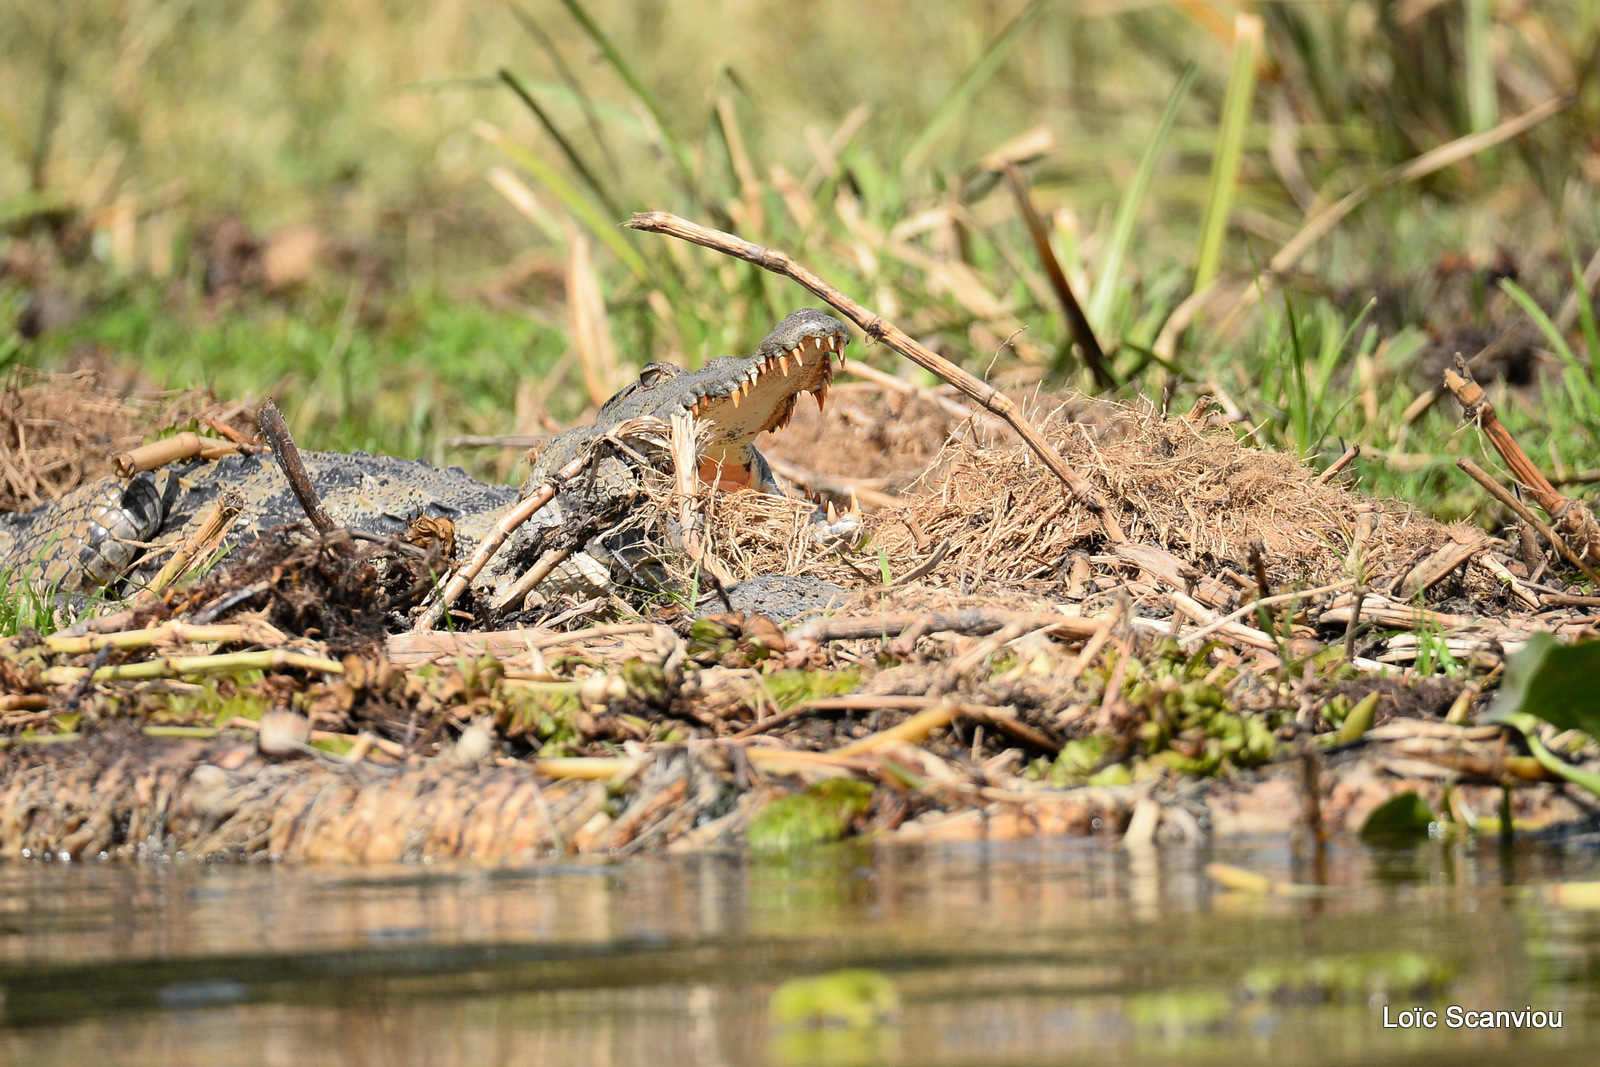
[0, 310, 850, 614]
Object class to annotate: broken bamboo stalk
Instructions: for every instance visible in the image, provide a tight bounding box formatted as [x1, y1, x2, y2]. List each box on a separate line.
[1456, 457, 1600, 587]
[625, 211, 1128, 541]
[145, 489, 243, 595]
[115, 433, 241, 476]
[1446, 355, 1600, 565]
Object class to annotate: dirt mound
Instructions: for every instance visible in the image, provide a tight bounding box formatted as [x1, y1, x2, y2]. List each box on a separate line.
[710, 393, 1459, 605]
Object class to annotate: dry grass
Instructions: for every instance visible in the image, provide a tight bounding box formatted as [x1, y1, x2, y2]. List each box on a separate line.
[0, 369, 241, 513]
[708, 392, 1457, 601]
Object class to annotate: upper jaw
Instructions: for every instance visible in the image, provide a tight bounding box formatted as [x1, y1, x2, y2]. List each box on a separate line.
[683, 323, 847, 440]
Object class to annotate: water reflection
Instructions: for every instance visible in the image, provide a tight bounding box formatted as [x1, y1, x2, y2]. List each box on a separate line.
[0, 839, 1596, 1065]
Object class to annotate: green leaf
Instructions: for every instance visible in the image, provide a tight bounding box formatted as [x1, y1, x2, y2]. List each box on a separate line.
[770, 968, 898, 1028]
[900, 0, 1051, 173]
[1339, 690, 1380, 744]
[747, 780, 874, 854]
[1488, 633, 1600, 735]
[1359, 791, 1435, 844]
[1090, 63, 1195, 333]
[1193, 14, 1262, 291]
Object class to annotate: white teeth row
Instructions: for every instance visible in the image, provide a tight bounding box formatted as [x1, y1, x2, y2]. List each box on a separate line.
[686, 332, 847, 418]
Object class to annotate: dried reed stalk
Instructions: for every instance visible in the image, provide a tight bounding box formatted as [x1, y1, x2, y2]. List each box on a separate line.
[625, 211, 1128, 541]
[145, 489, 243, 595]
[1447, 356, 1600, 564]
[1456, 457, 1600, 586]
[671, 410, 736, 587]
[114, 433, 240, 476]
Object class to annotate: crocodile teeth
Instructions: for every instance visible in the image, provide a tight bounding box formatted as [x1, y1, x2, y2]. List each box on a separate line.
[814, 382, 828, 413]
[792, 345, 805, 367]
[742, 379, 752, 396]
[730, 390, 740, 408]
[779, 355, 789, 376]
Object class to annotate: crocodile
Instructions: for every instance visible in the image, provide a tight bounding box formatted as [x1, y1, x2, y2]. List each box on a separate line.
[0, 309, 852, 618]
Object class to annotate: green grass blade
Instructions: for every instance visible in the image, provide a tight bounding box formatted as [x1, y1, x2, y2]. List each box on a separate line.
[475, 123, 651, 281]
[1500, 278, 1577, 365]
[1572, 253, 1600, 386]
[1089, 62, 1195, 334]
[506, 3, 622, 180]
[900, 0, 1051, 173]
[1500, 277, 1596, 409]
[1464, 0, 1497, 134]
[1193, 14, 1263, 291]
[497, 69, 622, 220]
[555, 0, 697, 190]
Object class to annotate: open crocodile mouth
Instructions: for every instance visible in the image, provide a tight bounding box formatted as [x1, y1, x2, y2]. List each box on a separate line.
[680, 316, 847, 489]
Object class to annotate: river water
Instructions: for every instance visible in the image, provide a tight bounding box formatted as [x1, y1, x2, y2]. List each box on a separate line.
[0, 838, 1597, 1065]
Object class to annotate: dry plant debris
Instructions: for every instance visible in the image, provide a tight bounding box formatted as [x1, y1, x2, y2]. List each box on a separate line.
[0, 369, 253, 513]
[1, 370, 1599, 863]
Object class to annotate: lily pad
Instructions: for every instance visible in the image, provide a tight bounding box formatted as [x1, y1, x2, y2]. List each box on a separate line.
[770, 968, 899, 1029]
[1488, 633, 1600, 734]
[1359, 791, 1435, 844]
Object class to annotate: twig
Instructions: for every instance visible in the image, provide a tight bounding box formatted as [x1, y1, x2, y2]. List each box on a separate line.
[257, 399, 336, 535]
[625, 212, 1127, 541]
[1314, 444, 1360, 484]
[1456, 457, 1600, 586]
[203, 416, 260, 447]
[441, 433, 547, 449]
[533, 755, 643, 780]
[1176, 579, 1355, 649]
[838, 359, 991, 426]
[491, 546, 575, 613]
[733, 694, 942, 740]
[1002, 162, 1114, 389]
[765, 456, 901, 510]
[831, 704, 959, 757]
[1474, 554, 1541, 611]
[884, 537, 953, 588]
[1446, 356, 1600, 562]
[793, 608, 1106, 645]
[1541, 593, 1600, 608]
[414, 449, 595, 631]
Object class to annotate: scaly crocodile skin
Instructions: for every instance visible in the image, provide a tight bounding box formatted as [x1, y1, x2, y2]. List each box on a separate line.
[0, 310, 850, 608]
